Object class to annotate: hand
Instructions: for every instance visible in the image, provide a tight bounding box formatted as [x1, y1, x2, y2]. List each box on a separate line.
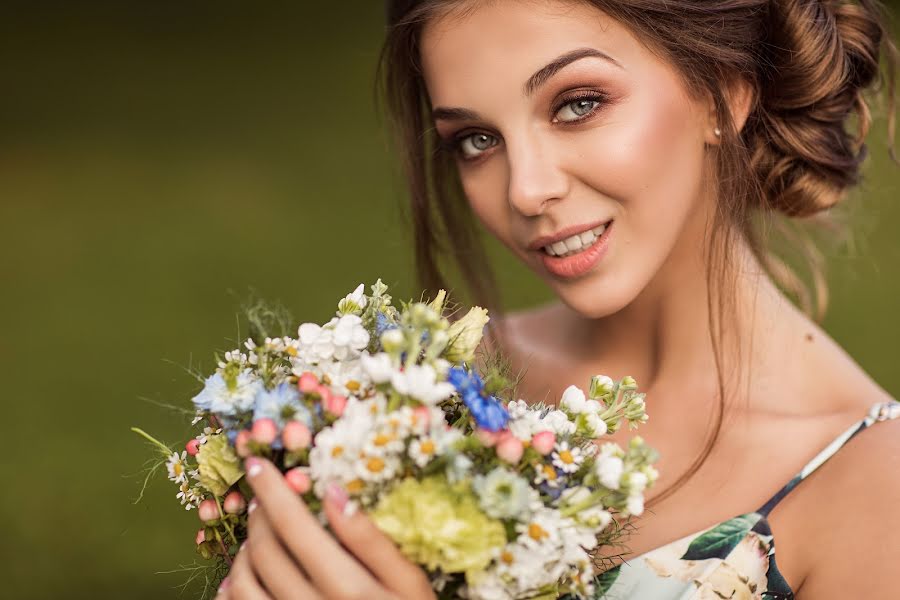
[216, 457, 435, 600]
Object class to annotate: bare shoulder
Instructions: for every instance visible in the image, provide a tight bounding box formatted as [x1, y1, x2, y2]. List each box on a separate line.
[791, 402, 900, 598]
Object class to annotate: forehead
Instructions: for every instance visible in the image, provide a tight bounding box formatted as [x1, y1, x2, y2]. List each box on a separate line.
[419, 1, 645, 104]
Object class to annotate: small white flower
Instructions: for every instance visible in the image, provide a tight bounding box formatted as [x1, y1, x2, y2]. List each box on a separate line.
[627, 471, 649, 494]
[166, 451, 189, 484]
[329, 314, 370, 360]
[360, 352, 395, 384]
[626, 494, 644, 516]
[584, 412, 608, 437]
[408, 437, 438, 467]
[473, 468, 537, 519]
[191, 370, 262, 416]
[338, 283, 368, 315]
[596, 455, 624, 490]
[551, 441, 584, 474]
[176, 481, 203, 510]
[560, 385, 587, 413]
[391, 364, 455, 405]
[541, 409, 577, 436]
[506, 399, 529, 419]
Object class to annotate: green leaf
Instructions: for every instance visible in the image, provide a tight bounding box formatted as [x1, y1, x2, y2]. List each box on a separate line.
[593, 565, 621, 597]
[680, 513, 761, 561]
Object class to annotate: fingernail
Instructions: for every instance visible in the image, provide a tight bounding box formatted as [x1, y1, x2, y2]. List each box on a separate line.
[248, 498, 258, 514]
[238, 541, 247, 553]
[245, 457, 263, 478]
[218, 576, 231, 593]
[326, 483, 348, 512]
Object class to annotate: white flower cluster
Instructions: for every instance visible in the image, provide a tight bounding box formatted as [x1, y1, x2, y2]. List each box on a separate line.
[309, 396, 460, 503]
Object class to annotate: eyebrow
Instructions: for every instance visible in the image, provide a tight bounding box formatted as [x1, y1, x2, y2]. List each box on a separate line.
[524, 47, 622, 96]
[432, 47, 622, 122]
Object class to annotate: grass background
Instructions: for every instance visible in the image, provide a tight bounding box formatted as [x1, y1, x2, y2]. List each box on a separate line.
[1, 2, 897, 598]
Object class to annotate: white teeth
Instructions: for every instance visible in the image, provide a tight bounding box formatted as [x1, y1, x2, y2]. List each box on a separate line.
[564, 236, 583, 252]
[579, 231, 596, 245]
[543, 222, 609, 258]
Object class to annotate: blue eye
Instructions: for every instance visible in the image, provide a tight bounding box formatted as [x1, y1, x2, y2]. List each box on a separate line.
[553, 92, 607, 123]
[457, 132, 499, 159]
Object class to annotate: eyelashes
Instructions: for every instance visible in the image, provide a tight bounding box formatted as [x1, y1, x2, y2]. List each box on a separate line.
[440, 89, 611, 162]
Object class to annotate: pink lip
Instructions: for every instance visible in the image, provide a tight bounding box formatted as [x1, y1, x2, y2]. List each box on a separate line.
[539, 221, 613, 279]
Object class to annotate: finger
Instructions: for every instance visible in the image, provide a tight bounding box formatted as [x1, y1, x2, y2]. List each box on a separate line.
[244, 458, 381, 599]
[322, 484, 433, 599]
[222, 543, 273, 600]
[247, 504, 321, 600]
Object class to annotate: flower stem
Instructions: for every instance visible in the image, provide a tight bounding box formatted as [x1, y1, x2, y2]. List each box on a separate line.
[131, 427, 173, 456]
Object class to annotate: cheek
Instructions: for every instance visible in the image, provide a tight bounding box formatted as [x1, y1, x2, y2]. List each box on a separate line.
[460, 166, 520, 252]
[577, 88, 705, 209]
[571, 85, 708, 259]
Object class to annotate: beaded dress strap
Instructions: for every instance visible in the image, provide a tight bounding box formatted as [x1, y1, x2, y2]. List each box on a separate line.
[757, 400, 900, 517]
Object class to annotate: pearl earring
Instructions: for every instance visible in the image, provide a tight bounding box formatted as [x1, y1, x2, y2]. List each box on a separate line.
[714, 127, 722, 137]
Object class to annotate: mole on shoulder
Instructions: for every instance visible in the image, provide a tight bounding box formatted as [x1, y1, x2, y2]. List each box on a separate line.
[805, 333, 814, 342]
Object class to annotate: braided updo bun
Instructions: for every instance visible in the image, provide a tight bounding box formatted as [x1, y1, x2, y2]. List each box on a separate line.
[749, 0, 894, 217]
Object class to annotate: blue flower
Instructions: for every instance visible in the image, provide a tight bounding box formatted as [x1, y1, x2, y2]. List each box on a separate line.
[375, 312, 398, 338]
[447, 366, 509, 432]
[252, 383, 312, 430]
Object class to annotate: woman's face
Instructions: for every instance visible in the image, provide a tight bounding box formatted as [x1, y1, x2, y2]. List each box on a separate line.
[420, 0, 719, 318]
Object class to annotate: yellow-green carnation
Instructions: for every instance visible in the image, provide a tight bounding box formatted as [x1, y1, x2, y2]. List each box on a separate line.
[196, 433, 243, 496]
[370, 475, 506, 575]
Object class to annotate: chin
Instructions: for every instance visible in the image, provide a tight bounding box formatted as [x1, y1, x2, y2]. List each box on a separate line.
[546, 273, 643, 320]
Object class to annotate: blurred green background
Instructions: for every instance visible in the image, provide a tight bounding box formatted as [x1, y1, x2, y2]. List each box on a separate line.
[1, 2, 897, 598]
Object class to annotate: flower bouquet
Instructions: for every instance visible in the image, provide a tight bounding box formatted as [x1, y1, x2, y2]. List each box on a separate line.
[133, 280, 658, 599]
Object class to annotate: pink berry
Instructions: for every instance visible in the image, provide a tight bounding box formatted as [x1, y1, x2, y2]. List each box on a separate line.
[235, 429, 252, 458]
[251, 418, 278, 445]
[496, 436, 524, 464]
[316, 384, 332, 404]
[413, 406, 431, 428]
[476, 429, 501, 447]
[198, 499, 220, 523]
[531, 430, 556, 455]
[185, 438, 201, 456]
[195, 528, 206, 545]
[298, 372, 319, 393]
[325, 394, 347, 417]
[282, 421, 312, 451]
[284, 468, 311, 494]
[223, 491, 247, 515]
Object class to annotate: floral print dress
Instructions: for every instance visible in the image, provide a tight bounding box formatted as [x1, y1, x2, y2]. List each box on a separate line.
[589, 401, 900, 599]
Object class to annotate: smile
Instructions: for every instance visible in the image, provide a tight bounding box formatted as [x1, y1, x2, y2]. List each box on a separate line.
[539, 220, 613, 279]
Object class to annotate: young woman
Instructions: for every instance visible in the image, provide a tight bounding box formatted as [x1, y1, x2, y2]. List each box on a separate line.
[218, 1, 900, 598]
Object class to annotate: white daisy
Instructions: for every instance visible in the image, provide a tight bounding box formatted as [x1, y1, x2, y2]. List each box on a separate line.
[551, 441, 584, 474]
[408, 436, 438, 467]
[166, 451, 189, 484]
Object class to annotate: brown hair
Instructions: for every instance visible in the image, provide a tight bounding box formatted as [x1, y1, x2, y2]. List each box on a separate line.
[378, 0, 897, 505]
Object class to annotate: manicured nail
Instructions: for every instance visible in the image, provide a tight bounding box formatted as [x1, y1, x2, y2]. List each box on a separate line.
[326, 483, 348, 512]
[245, 457, 263, 478]
[248, 498, 258, 514]
[217, 576, 231, 593]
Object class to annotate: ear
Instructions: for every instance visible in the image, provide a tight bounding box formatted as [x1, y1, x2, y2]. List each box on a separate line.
[704, 75, 755, 145]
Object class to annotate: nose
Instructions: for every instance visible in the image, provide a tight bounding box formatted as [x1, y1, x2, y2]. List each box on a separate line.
[505, 133, 569, 217]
